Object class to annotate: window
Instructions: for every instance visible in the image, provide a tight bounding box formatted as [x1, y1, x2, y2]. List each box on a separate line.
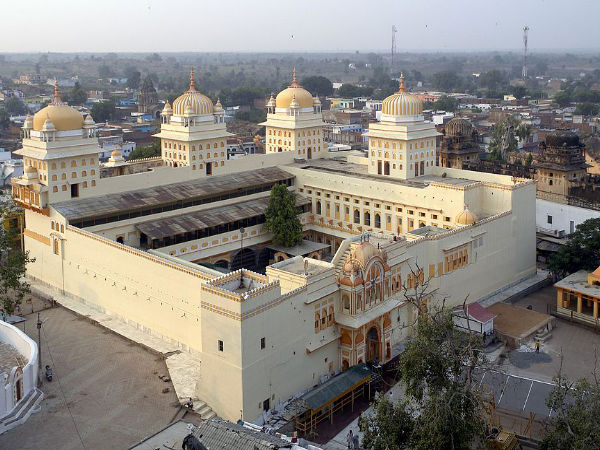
[260, 337, 266, 349]
[547, 215, 553, 225]
[218, 340, 223, 352]
[263, 398, 270, 411]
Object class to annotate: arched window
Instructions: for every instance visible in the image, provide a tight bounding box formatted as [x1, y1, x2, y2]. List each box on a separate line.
[354, 209, 360, 224]
[314, 312, 320, 333]
[375, 214, 381, 228]
[364, 211, 371, 226]
[316, 200, 322, 215]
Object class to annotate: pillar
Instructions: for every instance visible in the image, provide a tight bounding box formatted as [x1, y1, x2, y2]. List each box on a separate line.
[594, 300, 598, 319]
[577, 294, 582, 314]
[556, 288, 562, 309]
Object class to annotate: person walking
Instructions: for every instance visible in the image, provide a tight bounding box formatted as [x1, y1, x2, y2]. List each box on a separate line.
[535, 340, 540, 353]
[346, 429, 353, 449]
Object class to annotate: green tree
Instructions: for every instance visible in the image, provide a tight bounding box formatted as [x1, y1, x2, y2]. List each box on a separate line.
[124, 66, 141, 89]
[548, 218, 600, 278]
[4, 97, 26, 115]
[541, 375, 600, 450]
[127, 139, 161, 160]
[360, 393, 413, 450]
[525, 153, 533, 167]
[0, 204, 34, 316]
[67, 82, 88, 105]
[575, 102, 599, 116]
[479, 70, 507, 91]
[264, 184, 302, 247]
[433, 95, 459, 112]
[301, 76, 333, 96]
[432, 71, 462, 92]
[554, 91, 572, 107]
[488, 115, 520, 161]
[512, 85, 528, 100]
[98, 64, 112, 79]
[90, 100, 116, 123]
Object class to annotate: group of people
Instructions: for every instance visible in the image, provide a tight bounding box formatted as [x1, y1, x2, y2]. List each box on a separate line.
[346, 429, 359, 449]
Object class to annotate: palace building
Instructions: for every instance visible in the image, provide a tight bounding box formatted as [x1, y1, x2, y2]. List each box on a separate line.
[11, 71, 536, 423]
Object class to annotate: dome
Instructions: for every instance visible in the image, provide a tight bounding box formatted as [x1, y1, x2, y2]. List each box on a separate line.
[381, 73, 423, 118]
[352, 241, 380, 267]
[445, 117, 473, 136]
[340, 275, 364, 287]
[455, 205, 478, 226]
[343, 258, 362, 274]
[275, 69, 315, 109]
[313, 96, 321, 105]
[172, 69, 213, 116]
[33, 83, 84, 131]
[23, 115, 33, 129]
[111, 148, 121, 157]
[84, 114, 95, 126]
[161, 101, 172, 115]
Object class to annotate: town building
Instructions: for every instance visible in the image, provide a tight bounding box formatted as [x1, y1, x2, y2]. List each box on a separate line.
[137, 75, 160, 118]
[10, 74, 536, 423]
[555, 265, 600, 325]
[439, 117, 481, 169]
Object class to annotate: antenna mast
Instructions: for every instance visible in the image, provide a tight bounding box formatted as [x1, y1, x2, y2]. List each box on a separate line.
[391, 25, 397, 73]
[522, 25, 529, 79]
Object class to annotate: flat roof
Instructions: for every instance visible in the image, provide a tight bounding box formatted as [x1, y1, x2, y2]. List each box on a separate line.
[487, 302, 553, 340]
[136, 195, 310, 241]
[53, 167, 293, 223]
[268, 239, 330, 256]
[555, 270, 600, 298]
[292, 158, 476, 188]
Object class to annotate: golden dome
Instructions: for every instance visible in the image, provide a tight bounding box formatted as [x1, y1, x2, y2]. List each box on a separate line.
[381, 73, 423, 118]
[172, 69, 213, 116]
[33, 83, 83, 131]
[275, 68, 315, 109]
[111, 148, 121, 157]
[455, 205, 478, 226]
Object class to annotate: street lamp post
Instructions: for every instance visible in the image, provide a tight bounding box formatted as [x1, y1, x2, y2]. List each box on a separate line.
[36, 312, 42, 385]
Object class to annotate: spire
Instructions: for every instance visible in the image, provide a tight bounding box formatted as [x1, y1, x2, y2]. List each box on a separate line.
[189, 68, 196, 91]
[53, 81, 62, 105]
[398, 72, 405, 93]
[289, 67, 300, 87]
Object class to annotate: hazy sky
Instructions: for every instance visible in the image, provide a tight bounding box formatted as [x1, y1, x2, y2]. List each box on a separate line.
[2, 0, 599, 53]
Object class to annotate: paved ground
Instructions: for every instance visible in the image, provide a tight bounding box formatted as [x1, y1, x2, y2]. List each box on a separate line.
[0, 296, 180, 450]
[503, 285, 600, 382]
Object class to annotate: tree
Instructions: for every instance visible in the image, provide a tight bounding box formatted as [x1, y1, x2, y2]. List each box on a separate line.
[90, 100, 115, 123]
[360, 393, 413, 450]
[488, 115, 520, 161]
[512, 85, 528, 100]
[0, 108, 9, 130]
[264, 184, 302, 247]
[0, 203, 34, 316]
[479, 70, 507, 91]
[525, 153, 533, 167]
[67, 82, 88, 105]
[98, 64, 112, 79]
[548, 218, 600, 278]
[541, 369, 600, 450]
[432, 71, 462, 92]
[4, 97, 26, 116]
[433, 95, 459, 112]
[124, 66, 141, 89]
[575, 102, 599, 116]
[362, 265, 489, 450]
[301, 76, 333, 97]
[127, 139, 161, 160]
[554, 91, 572, 107]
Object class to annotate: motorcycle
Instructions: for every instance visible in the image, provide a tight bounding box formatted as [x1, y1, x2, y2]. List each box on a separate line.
[45, 365, 53, 382]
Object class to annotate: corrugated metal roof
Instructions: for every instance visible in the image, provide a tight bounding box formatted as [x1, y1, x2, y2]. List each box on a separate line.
[135, 195, 309, 241]
[300, 363, 372, 412]
[191, 419, 292, 450]
[53, 167, 293, 222]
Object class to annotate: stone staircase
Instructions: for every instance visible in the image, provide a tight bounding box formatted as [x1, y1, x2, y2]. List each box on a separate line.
[193, 399, 217, 420]
[0, 387, 44, 435]
[334, 248, 351, 274]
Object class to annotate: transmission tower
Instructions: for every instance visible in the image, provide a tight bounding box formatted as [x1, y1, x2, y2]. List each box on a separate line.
[391, 25, 397, 72]
[522, 25, 529, 79]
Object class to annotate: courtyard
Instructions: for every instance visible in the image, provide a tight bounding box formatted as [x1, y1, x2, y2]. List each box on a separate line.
[0, 297, 181, 450]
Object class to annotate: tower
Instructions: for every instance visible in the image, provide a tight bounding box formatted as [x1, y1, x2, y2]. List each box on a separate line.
[261, 69, 324, 159]
[522, 25, 529, 79]
[12, 82, 99, 209]
[391, 25, 397, 72]
[153, 69, 232, 176]
[365, 74, 440, 179]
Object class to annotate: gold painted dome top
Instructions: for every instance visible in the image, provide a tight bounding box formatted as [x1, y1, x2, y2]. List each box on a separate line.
[172, 69, 214, 116]
[381, 73, 423, 118]
[33, 83, 84, 131]
[351, 241, 381, 268]
[455, 205, 478, 226]
[275, 69, 315, 109]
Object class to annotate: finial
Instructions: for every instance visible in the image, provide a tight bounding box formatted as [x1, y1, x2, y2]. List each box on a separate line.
[398, 72, 405, 93]
[290, 67, 300, 87]
[189, 68, 195, 91]
[53, 81, 62, 105]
